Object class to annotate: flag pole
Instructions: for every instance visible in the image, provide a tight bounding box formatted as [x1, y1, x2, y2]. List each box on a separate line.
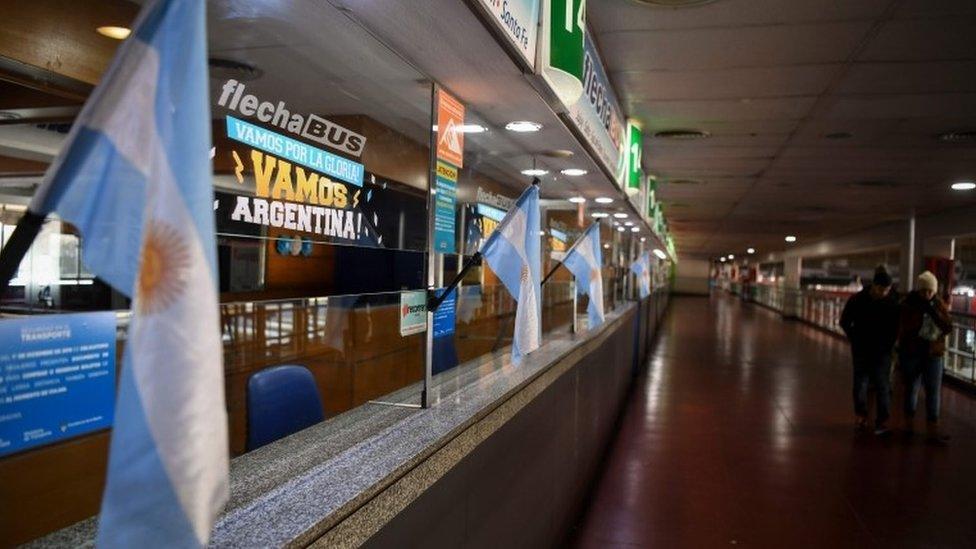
[0, 209, 48, 295]
[428, 178, 541, 312]
[540, 220, 599, 287]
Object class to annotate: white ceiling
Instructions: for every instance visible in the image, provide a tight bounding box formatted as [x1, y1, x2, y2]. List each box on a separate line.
[590, 0, 976, 258]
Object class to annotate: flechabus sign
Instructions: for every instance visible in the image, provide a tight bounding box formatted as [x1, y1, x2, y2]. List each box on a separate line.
[218, 79, 367, 158]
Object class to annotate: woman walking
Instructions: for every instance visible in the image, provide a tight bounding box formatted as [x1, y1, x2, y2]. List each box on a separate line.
[898, 271, 953, 444]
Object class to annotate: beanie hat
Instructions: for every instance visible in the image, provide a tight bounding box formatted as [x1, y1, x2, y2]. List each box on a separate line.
[917, 270, 938, 293]
[872, 266, 892, 287]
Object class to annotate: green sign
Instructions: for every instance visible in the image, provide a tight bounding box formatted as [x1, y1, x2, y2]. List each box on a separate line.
[626, 121, 642, 194]
[541, 0, 585, 106]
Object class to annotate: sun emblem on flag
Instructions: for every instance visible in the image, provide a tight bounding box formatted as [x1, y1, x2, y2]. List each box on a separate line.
[520, 265, 530, 283]
[137, 221, 190, 315]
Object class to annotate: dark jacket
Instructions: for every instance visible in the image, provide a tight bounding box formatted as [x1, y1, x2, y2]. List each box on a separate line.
[839, 287, 899, 358]
[898, 291, 953, 358]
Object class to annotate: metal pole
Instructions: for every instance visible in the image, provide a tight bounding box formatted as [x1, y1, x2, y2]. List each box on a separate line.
[422, 86, 438, 409]
[0, 210, 46, 295]
[571, 277, 578, 334]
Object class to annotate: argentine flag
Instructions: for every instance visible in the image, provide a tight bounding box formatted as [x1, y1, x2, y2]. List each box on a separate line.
[480, 185, 542, 363]
[29, 0, 228, 546]
[561, 223, 606, 329]
[631, 251, 652, 299]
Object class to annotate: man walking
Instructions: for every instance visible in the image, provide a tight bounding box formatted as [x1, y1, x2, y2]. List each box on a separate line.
[840, 267, 899, 435]
[898, 271, 953, 444]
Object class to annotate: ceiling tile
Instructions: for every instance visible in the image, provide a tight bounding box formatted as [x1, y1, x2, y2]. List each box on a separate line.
[598, 22, 873, 72]
[614, 64, 841, 101]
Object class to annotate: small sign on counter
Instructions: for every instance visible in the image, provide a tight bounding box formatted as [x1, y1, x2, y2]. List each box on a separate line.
[0, 312, 117, 457]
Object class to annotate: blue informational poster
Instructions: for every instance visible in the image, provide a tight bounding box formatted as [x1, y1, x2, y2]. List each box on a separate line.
[0, 312, 117, 457]
[433, 288, 457, 338]
[433, 161, 457, 254]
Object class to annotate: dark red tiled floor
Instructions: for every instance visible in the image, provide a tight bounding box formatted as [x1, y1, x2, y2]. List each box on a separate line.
[573, 294, 976, 548]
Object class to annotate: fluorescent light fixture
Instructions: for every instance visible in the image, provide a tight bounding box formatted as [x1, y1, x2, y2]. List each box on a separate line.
[505, 121, 543, 132]
[97, 26, 131, 39]
[951, 181, 976, 191]
[591, 212, 609, 218]
[747, 247, 756, 254]
[521, 168, 548, 176]
[785, 235, 797, 243]
[617, 226, 625, 232]
[624, 221, 634, 226]
[595, 197, 613, 204]
[653, 249, 668, 260]
[560, 168, 587, 176]
[630, 227, 640, 232]
[568, 196, 586, 203]
[613, 213, 628, 219]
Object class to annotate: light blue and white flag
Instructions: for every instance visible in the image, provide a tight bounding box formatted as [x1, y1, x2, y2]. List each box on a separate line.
[29, 1, 227, 546]
[480, 185, 541, 363]
[561, 222, 605, 328]
[630, 251, 652, 299]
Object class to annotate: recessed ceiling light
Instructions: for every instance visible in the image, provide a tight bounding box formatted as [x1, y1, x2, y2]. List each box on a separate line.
[747, 247, 756, 254]
[617, 227, 625, 232]
[653, 249, 668, 260]
[568, 196, 586, 203]
[595, 197, 613, 204]
[640, 237, 646, 242]
[727, 254, 734, 259]
[505, 121, 542, 132]
[951, 181, 976, 191]
[560, 168, 587, 176]
[720, 257, 727, 262]
[785, 235, 797, 243]
[630, 227, 640, 232]
[96, 26, 130, 40]
[539, 231, 547, 236]
[603, 243, 611, 249]
[521, 168, 548, 176]
[613, 213, 628, 219]
[591, 212, 609, 218]
[624, 221, 634, 226]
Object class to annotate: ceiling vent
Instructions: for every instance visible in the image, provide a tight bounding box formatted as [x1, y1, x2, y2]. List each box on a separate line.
[208, 58, 263, 81]
[936, 130, 976, 144]
[633, 0, 719, 6]
[653, 129, 711, 140]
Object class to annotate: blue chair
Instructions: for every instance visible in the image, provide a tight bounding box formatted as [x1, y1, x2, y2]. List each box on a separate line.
[247, 365, 324, 451]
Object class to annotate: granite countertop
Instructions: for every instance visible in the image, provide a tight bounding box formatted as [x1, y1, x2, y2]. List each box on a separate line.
[31, 303, 635, 548]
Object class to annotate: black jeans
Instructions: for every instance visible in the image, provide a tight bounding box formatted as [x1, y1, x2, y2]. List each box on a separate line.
[852, 352, 892, 427]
